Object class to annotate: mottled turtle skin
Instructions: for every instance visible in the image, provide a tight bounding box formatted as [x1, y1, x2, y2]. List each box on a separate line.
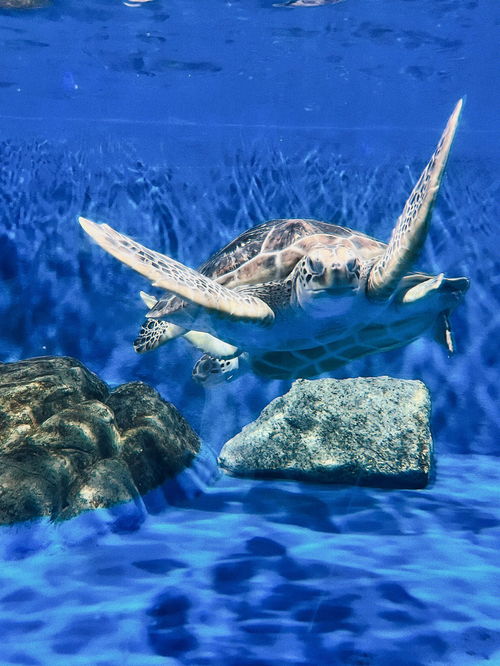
[79, 100, 469, 386]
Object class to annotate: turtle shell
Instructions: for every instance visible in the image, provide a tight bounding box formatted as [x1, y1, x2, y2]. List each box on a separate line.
[149, 218, 386, 318]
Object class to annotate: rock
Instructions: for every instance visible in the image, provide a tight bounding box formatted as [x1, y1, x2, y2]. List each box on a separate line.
[0, 445, 65, 525]
[106, 382, 201, 494]
[0, 356, 108, 446]
[25, 400, 123, 499]
[0, 356, 200, 524]
[59, 459, 142, 521]
[219, 377, 433, 489]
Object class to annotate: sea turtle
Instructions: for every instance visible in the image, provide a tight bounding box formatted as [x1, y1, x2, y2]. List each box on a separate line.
[79, 99, 469, 386]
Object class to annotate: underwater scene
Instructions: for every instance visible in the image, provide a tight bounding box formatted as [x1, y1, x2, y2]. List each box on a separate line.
[0, 0, 498, 664]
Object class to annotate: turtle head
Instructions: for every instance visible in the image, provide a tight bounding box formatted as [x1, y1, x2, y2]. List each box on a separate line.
[292, 244, 363, 310]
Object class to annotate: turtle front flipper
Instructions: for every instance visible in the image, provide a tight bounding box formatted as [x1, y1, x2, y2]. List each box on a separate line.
[367, 99, 463, 300]
[79, 217, 274, 323]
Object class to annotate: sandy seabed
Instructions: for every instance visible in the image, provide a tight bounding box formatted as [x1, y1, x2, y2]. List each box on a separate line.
[1, 453, 498, 665]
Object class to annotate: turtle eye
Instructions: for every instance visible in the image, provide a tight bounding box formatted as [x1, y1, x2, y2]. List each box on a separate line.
[305, 255, 324, 276]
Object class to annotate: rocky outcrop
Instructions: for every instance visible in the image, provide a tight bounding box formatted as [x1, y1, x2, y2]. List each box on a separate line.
[0, 356, 200, 524]
[219, 377, 433, 489]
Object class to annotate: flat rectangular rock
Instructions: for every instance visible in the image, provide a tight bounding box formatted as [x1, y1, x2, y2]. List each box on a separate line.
[218, 377, 433, 489]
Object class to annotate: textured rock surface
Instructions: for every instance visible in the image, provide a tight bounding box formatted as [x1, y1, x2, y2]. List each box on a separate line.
[107, 382, 202, 494]
[219, 377, 433, 489]
[0, 356, 200, 524]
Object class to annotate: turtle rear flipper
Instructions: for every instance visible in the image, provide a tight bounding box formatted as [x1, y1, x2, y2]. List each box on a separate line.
[134, 319, 186, 353]
[183, 331, 239, 358]
[192, 353, 249, 386]
[79, 217, 274, 324]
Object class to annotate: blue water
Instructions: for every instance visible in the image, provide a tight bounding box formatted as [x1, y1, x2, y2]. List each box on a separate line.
[0, 0, 499, 663]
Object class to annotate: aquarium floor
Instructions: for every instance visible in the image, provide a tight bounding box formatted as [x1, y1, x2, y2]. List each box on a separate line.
[0, 453, 498, 666]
